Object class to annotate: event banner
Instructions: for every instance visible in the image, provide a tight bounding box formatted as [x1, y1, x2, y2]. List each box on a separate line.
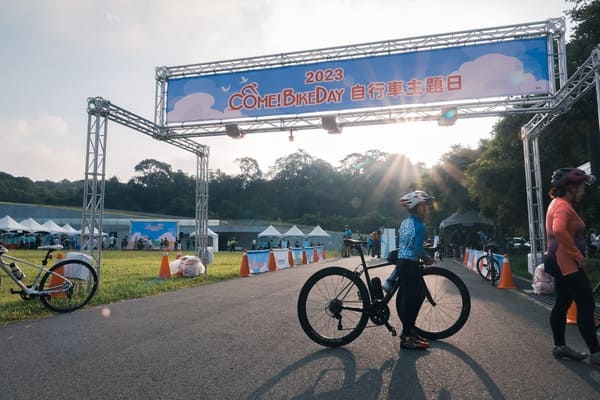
[272, 248, 291, 270]
[247, 250, 270, 273]
[130, 221, 178, 249]
[166, 37, 549, 123]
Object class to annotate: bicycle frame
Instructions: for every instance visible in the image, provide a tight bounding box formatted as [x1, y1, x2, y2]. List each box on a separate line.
[345, 240, 437, 314]
[0, 247, 70, 297]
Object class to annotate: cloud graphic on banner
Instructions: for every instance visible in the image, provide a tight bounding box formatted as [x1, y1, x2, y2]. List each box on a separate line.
[167, 92, 243, 122]
[443, 53, 548, 99]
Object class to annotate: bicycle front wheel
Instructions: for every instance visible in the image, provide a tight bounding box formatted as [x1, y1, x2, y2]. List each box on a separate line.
[39, 259, 98, 313]
[476, 255, 500, 282]
[397, 266, 470, 340]
[297, 266, 370, 347]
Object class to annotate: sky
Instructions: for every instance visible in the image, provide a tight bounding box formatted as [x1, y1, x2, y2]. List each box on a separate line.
[0, 0, 574, 182]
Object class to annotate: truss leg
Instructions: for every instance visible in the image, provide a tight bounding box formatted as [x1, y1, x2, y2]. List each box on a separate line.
[194, 147, 210, 270]
[522, 133, 545, 276]
[82, 97, 109, 281]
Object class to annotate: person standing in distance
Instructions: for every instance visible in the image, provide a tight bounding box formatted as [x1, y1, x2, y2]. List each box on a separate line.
[382, 190, 435, 350]
[545, 168, 600, 365]
[342, 225, 352, 257]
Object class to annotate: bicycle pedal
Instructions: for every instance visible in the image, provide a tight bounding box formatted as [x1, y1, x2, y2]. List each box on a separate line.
[9, 288, 22, 295]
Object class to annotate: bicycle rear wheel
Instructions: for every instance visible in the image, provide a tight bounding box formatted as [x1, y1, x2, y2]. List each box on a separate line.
[297, 266, 370, 347]
[396, 266, 470, 340]
[39, 259, 98, 313]
[476, 255, 500, 282]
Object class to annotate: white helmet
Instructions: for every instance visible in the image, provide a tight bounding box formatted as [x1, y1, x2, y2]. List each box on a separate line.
[400, 190, 434, 210]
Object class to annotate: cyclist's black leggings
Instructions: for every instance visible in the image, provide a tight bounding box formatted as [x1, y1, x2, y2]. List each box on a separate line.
[396, 259, 426, 337]
[550, 269, 599, 353]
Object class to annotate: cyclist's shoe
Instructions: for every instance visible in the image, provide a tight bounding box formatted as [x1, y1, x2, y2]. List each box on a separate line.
[552, 345, 587, 361]
[411, 331, 430, 343]
[400, 335, 429, 350]
[589, 352, 600, 366]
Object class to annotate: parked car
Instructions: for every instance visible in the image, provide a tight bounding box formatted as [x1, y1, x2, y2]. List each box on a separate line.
[507, 237, 530, 251]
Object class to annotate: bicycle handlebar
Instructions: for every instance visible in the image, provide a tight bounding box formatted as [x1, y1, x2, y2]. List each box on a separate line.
[343, 238, 442, 262]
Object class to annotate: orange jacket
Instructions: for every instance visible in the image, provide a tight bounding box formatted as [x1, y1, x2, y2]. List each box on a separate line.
[545, 197, 585, 276]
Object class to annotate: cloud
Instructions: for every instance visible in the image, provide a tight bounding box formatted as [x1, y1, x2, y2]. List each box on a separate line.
[442, 53, 548, 99]
[167, 93, 242, 123]
[0, 113, 82, 181]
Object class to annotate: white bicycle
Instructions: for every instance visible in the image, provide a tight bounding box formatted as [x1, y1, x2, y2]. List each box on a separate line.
[0, 245, 98, 313]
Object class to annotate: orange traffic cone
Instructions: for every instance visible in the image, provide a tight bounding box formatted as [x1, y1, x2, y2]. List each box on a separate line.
[49, 252, 66, 298]
[288, 248, 294, 267]
[566, 301, 577, 325]
[498, 254, 516, 289]
[302, 249, 308, 264]
[313, 247, 318, 262]
[176, 243, 182, 260]
[322, 247, 327, 260]
[268, 251, 277, 271]
[158, 247, 171, 279]
[463, 248, 469, 265]
[239, 250, 251, 277]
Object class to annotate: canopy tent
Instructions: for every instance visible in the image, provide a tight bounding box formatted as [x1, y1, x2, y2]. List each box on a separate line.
[42, 220, 67, 235]
[62, 224, 80, 236]
[257, 225, 282, 238]
[306, 225, 330, 237]
[19, 218, 48, 233]
[282, 225, 305, 238]
[0, 216, 28, 232]
[82, 226, 107, 237]
[190, 228, 219, 251]
[439, 209, 493, 229]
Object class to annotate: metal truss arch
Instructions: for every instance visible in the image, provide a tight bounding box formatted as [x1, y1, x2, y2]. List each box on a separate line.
[82, 97, 211, 278]
[521, 44, 600, 272]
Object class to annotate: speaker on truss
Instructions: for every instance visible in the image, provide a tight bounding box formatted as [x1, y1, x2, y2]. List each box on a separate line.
[321, 116, 342, 134]
[225, 124, 244, 138]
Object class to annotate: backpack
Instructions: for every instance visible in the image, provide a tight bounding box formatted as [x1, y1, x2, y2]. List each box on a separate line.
[542, 252, 559, 278]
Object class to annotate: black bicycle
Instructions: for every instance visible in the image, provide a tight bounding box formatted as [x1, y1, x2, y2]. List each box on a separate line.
[476, 239, 501, 286]
[297, 239, 471, 348]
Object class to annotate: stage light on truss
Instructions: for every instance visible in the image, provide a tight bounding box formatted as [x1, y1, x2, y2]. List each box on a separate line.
[288, 129, 295, 142]
[321, 116, 342, 134]
[225, 124, 244, 138]
[438, 107, 458, 126]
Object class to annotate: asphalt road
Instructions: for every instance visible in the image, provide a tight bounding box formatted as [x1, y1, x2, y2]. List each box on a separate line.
[0, 256, 599, 399]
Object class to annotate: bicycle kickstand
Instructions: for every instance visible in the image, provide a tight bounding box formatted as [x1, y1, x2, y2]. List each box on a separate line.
[384, 321, 397, 336]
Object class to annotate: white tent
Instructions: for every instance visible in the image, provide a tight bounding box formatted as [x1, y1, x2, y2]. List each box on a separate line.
[306, 225, 330, 238]
[190, 228, 219, 251]
[257, 225, 282, 238]
[81, 226, 107, 237]
[19, 218, 47, 233]
[282, 225, 305, 238]
[62, 224, 80, 236]
[42, 220, 67, 235]
[0, 216, 28, 232]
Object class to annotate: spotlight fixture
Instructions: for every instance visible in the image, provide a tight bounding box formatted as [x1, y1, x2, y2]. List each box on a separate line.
[438, 107, 458, 126]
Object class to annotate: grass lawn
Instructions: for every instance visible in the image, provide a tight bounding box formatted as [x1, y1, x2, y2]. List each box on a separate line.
[0, 249, 246, 325]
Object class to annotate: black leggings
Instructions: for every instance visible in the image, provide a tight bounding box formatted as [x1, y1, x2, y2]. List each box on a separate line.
[550, 269, 599, 353]
[396, 259, 426, 337]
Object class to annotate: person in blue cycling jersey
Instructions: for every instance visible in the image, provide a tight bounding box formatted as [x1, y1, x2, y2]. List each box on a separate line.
[382, 190, 435, 350]
[342, 224, 352, 257]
